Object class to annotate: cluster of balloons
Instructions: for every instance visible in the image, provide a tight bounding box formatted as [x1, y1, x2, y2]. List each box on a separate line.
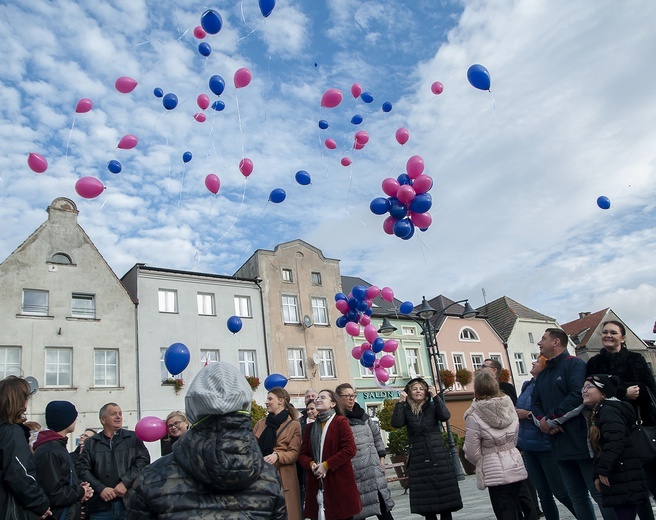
[335, 285, 401, 385]
[370, 155, 434, 239]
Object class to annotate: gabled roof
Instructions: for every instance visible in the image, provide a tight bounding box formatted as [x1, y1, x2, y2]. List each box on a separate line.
[561, 308, 609, 347]
[476, 296, 555, 342]
[340, 275, 404, 314]
[426, 295, 466, 329]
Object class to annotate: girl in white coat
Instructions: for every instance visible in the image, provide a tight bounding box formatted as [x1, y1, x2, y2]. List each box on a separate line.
[464, 371, 537, 520]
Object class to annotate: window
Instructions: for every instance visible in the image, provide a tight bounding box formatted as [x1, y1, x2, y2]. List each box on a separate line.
[234, 296, 252, 317]
[282, 295, 299, 324]
[514, 353, 527, 375]
[0, 347, 21, 379]
[282, 268, 293, 282]
[71, 293, 95, 318]
[459, 327, 479, 341]
[94, 349, 118, 387]
[453, 354, 465, 371]
[22, 289, 49, 316]
[530, 353, 539, 363]
[45, 348, 72, 387]
[366, 405, 378, 419]
[239, 350, 257, 377]
[158, 289, 177, 313]
[311, 297, 328, 325]
[200, 349, 220, 367]
[402, 326, 416, 335]
[489, 354, 503, 366]
[311, 272, 322, 285]
[288, 348, 305, 378]
[471, 355, 484, 371]
[406, 348, 420, 377]
[50, 253, 72, 264]
[317, 349, 335, 378]
[436, 352, 447, 371]
[160, 348, 173, 382]
[197, 292, 215, 316]
[528, 332, 534, 344]
[360, 361, 373, 377]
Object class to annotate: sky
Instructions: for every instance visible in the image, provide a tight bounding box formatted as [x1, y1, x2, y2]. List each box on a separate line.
[1, 0, 655, 338]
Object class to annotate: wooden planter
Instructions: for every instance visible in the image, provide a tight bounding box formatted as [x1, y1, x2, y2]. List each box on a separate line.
[387, 454, 410, 490]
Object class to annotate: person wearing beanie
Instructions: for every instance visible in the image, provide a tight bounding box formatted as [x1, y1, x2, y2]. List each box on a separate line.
[33, 401, 94, 520]
[126, 362, 287, 519]
[583, 374, 648, 519]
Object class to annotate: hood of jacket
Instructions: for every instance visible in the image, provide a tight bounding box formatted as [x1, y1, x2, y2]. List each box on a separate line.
[465, 394, 516, 429]
[33, 429, 66, 450]
[174, 412, 264, 493]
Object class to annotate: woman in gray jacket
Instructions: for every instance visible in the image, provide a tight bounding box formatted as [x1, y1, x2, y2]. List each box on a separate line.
[336, 383, 394, 520]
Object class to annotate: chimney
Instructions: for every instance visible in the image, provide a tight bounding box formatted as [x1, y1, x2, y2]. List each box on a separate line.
[578, 312, 591, 319]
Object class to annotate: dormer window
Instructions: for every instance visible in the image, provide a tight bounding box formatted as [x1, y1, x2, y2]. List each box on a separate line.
[50, 253, 72, 264]
[459, 327, 480, 341]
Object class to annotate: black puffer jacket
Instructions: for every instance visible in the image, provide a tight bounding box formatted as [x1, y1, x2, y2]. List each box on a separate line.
[592, 399, 648, 507]
[126, 413, 287, 519]
[391, 397, 462, 515]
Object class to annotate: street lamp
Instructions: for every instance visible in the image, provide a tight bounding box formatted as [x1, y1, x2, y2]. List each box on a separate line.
[377, 316, 397, 336]
[404, 296, 479, 481]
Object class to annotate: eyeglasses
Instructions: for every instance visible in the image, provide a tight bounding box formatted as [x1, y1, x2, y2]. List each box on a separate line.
[582, 384, 595, 392]
[167, 420, 183, 430]
[339, 394, 357, 400]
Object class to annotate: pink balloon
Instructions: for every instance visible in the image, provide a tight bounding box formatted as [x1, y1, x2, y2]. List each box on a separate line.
[335, 299, 350, 314]
[364, 324, 378, 344]
[204, 174, 220, 194]
[406, 155, 425, 178]
[360, 342, 372, 351]
[197, 94, 210, 110]
[341, 157, 352, 167]
[379, 354, 396, 368]
[381, 287, 394, 302]
[27, 153, 48, 174]
[234, 68, 252, 88]
[353, 141, 365, 150]
[359, 314, 371, 326]
[135, 416, 167, 442]
[366, 286, 380, 299]
[193, 25, 206, 39]
[354, 131, 369, 145]
[325, 138, 337, 150]
[397, 185, 416, 205]
[381, 178, 400, 197]
[395, 128, 409, 145]
[413, 174, 433, 194]
[410, 211, 432, 228]
[351, 83, 362, 99]
[345, 322, 361, 337]
[365, 299, 373, 308]
[75, 98, 93, 113]
[321, 88, 343, 109]
[431, 81, 444, 95]
[194, 113, 207, 123]
[115, 76, 137, 94]
[375, 368, 390, 383]
[383, 339, 399, 353]
[351, 346, 363, 360]
[75, 177, 105, 199]
[239, 158, 254, 177]
[117, 134, 138, 149]
[382, 216, 397, 235]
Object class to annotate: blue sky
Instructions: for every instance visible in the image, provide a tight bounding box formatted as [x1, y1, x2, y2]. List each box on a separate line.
[1, 0, 655, 338]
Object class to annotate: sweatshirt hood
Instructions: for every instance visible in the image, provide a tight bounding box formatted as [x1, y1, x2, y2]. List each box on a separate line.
[33, 429, 66, 449]
[465, 394, 517, 429]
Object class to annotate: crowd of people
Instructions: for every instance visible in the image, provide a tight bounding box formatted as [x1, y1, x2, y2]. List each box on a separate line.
[1, 321, 655, 520]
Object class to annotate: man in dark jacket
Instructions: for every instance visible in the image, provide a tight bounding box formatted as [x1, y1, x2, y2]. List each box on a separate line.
[532, 328, 615, 520]
[126, 361, 287, 519]
[34, 401, 93, 520]
[76, 403, 150, 520]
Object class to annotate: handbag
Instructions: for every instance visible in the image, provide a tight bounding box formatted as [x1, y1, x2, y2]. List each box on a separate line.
[475, 459, 486, 490]
[630, 388, 656, 465]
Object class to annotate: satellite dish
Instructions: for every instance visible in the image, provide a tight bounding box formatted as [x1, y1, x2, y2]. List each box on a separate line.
[312, 353, 321, 365]
[25, 376, 39, 396]
[303, 315, 313, 328]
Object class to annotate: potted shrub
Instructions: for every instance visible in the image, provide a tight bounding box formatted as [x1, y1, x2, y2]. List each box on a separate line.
[499, 368, 511, 383]
[163, 377, 185, 395]
[439, 369, 456, 390]
[455, 368, 473, 388]
[251, 400, 266, 428]
[245, 376, 260, 391]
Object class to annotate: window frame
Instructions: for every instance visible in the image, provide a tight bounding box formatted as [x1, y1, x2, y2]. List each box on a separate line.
[71, 293, 96, 319]
[459, 327, 480, 341]
[311, 297, 329, 326]
[406, 347, 420, 377]
[282, 295, 300, 324]
[287, 348, 306, 378]
[239, 350, 257, 377]
[0, 347, 21, 379]
[158, 289, 178, 314]
[311, 272, 322, 286]
[197, 292, 216, 316]
[50, 253, 72, 265]
[528, 332, 535, 344]
[22, 289, 49, 316]
[317, 349, 336, 378]
[452, 353, 466, 371]
[282, 268, 293, 282]
[44, 347, 73, 387]
[234, 295, 252, 318]
[401, 326, 417, 336]
[514, 352, 527, 375]
[470, 354, 484, 371]
[94, 349, 119, 387]
[200, 349, 220, 367]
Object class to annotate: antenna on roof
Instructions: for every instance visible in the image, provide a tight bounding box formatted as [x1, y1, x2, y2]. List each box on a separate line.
[481, 287, 487, 307]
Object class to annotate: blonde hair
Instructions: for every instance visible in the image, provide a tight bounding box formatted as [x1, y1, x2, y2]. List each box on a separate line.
[474, 371, 502, 399]
[166, 410, 188, 425]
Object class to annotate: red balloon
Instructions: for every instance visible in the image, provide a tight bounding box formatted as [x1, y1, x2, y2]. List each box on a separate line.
[27, 153, 48, 174]
[341, 157, 352, 167]
[194, 113, 207, 123]
[351, 83, 362, 99]
[353, 141, 365, 150]
[75, 177, 104, 199]
[411, 211, 432, 228]
[381, 178, 400, 197]
[135, 416, 167, 442]
[115, 76, 137, 94]
[395, 128, 409, 145]
[397, 185, 416, 205]
[75, 98, 93, 113]
[413, 175, 433, 194]
[406, 155, 425, 178]
[321, 88, 343, 108]
[325, 138, 337, 150]
[193, 25, 206, 39]
[382, 216, 397, 235]
[431, 81, 444, 95]
[197, 94, 210, 110]
[239, 158, 254, 177]
[117, 134, 138, 149]
[205, 174, 220, 194]
[234, 68, 252, 88]
[354, 131, 369, 145]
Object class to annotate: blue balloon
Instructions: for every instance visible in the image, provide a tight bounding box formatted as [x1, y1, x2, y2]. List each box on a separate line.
[153, 87, 163, 98]
[295, 170, 311, 185]
[397, 173, 411, 185]
[259, 0, 276, 18]
[165, 343, 190, 375]
[346, 310, 358, 322]
[360, 92, 374, 103]
[400, 301, 414, 314]
[360, 350, 376, 367]
[211, 100, 225, 111]
[364, 307, 373, 316]
[198, 42, 211, 57]
[107, 160, 122, 174]
[335, 292, 347, 302]
[201, 9, 223, 35]
[394, 218, 413, 239]
[269, 188, 286, 203]
[227, 315, 243, 333]
[264, 373, 287, 391]
[348, 297, 358, 310]
[382, 101, 393, 112]
[182, 151, 192, 163]
[370, 197, 391, 215]
[352, 285, 367, 301]
[209, 75, 225, 96]
[372, 338, 385, 353]
[467, 64, 491, 91]
[401, 222, 416, 240]
[389, 200, 408, 220]
[597, 196, 611, 210]
[350, 114, 363, 125]
[318, 119, 329, 129]
[336, 315, 347, 328]
[356, 300, 369, 312]
[163, 93, 178, 110]
[410, 193, 432, 213]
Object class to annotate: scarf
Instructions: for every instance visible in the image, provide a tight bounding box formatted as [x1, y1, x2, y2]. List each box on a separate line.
[409, 398, 428, 416]
[258, 409, 289, 456]
[345, 402, 366, 420]
[311, 409, 336, 464]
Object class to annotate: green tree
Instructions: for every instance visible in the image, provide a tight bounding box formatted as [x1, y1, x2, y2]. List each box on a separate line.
[251, 400, 266, 428]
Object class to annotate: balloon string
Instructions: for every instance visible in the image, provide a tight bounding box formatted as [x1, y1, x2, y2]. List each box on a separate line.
[235, 89, 245, 158]
[234, 18, 265, 46]
[177, 164, 187, 206]
[65, 116, 76, 173]
[231, 199, 270, 270]
[239, 1, 253, 30]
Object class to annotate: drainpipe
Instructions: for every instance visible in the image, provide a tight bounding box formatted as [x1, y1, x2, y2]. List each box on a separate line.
[503, 342, 515, 386]
[254, 277, 271, 374]
[134, 266, 142, 419]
